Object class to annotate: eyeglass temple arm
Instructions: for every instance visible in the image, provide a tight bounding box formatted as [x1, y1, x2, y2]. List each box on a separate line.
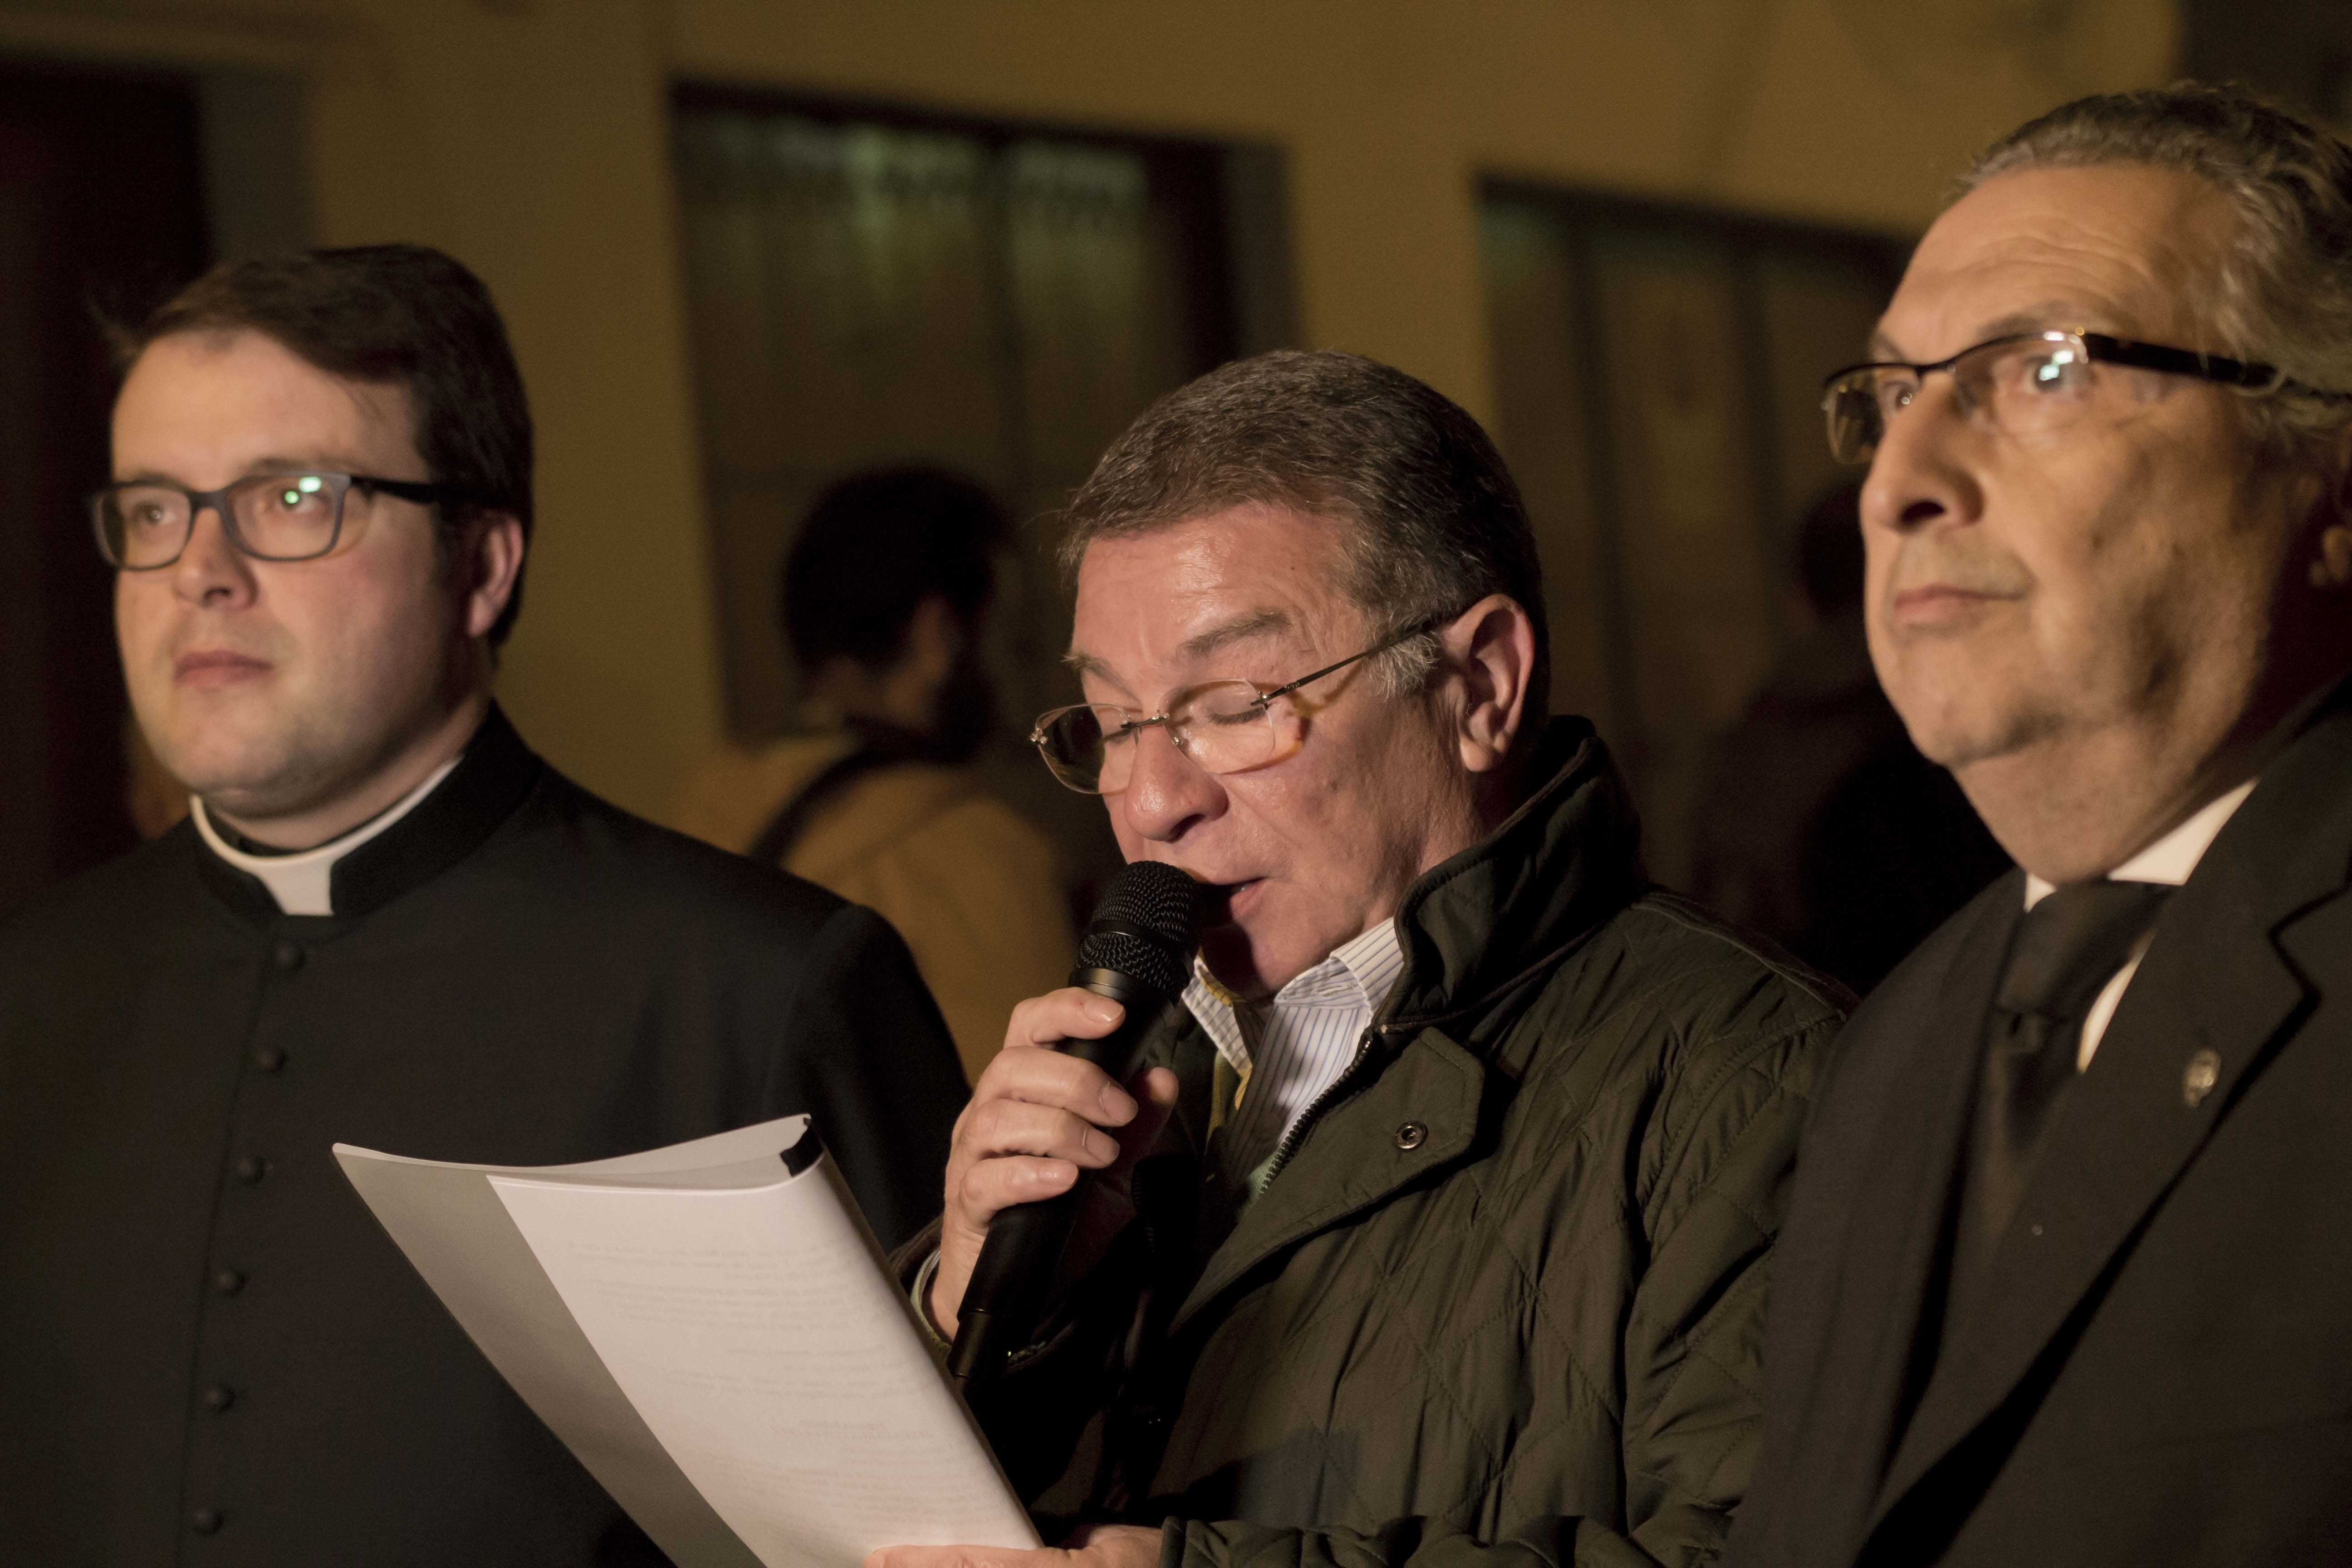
[2079, 333, 2282, 389]
[1253, 617, 1446, 707]
[1056, 615, 1453, 738]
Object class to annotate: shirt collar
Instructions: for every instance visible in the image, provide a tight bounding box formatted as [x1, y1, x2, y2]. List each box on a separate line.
[192, 754, 462, 916]
[1182, 915, 1406, 1070]
[186, 705, 545, 923]
[2023, 778, 2257, 910]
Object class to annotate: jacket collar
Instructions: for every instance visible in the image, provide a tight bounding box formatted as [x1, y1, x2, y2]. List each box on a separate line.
[191, 705, 545, 925]
[1166, 715, 1646, 1333]
[1382, 715, 1647, 1045]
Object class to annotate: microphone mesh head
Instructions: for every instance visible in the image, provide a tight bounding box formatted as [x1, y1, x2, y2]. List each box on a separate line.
[1074, 860, 1203, 998]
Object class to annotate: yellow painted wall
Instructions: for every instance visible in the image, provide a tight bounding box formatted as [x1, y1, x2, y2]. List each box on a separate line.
[0, 0, 2177, 821]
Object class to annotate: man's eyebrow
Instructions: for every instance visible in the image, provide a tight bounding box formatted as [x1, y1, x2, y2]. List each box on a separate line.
[113, 457, 374, 486]
[1061, 609, 1294, 693]
[250, 455, 371, 475]
[1869, 305, 2087, 363]
[1973, 309, 2075, 342]
[1179, 608, 1291, 661]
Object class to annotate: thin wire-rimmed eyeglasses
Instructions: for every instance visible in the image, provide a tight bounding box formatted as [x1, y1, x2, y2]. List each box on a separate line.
[90, 470, 483, 570]
[1030, 617, 1442, 794]
[1819, 328, 2352, 466]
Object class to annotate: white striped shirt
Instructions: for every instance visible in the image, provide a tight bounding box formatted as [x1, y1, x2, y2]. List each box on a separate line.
[1182, 917, 1408, 1190]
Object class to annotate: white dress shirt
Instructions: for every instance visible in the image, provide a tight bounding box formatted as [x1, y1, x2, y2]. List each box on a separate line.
[1182, 916, 1407, 1190]
[2022, 779, 2255, 1070]
[189, 755, 462, 916]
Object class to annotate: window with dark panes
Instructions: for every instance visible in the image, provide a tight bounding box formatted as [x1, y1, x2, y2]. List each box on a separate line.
[670, 88, 1273, 890]
[1479, 185, 1906, 887]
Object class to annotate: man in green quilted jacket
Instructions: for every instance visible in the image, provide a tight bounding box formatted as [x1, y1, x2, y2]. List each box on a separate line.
[877, 350, 1848, 1568]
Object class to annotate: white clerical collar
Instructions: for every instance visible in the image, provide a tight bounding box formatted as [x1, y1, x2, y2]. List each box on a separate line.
[2023, 779, 2258, 910]
[190, 755, 463, 916]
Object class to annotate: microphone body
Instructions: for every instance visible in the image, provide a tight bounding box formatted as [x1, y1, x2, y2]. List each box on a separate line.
[947, 862, 1201, 1388]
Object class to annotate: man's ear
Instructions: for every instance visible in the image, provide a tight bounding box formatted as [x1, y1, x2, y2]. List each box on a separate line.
[1442, 594, 1539, 774]
[2307, 426, 2352, 590]
[463, 513, 527, 641]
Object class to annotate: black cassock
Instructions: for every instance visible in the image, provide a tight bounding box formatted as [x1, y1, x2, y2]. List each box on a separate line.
[0, 706, 970, 1565]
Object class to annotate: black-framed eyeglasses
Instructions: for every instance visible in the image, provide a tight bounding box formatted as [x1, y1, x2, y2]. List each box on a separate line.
[90, 471, 484, 570]
[1819, 329, 2352, 466]
[1030, 618, 1442, 795]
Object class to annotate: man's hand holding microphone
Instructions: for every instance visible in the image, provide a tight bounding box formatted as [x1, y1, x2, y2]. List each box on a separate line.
[873, 862, 1203, 1568]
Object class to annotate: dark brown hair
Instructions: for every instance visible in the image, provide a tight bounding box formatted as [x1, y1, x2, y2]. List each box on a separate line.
[782, 467, 1006, 672]
[108, 243, 534, 644]
[1061, 349, 1548, 710]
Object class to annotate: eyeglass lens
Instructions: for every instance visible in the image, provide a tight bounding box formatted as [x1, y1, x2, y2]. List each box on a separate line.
[96, 473, 347, 568]
[1822, 334, 2097, 466]
[1038, 681, 1300, 794]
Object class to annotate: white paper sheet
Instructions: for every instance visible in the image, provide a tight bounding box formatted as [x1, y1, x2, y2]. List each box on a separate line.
[489, 1158, 1036, 1568]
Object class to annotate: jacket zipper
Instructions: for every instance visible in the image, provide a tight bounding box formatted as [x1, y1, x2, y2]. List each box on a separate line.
[1255, 1019, 1403, 1189]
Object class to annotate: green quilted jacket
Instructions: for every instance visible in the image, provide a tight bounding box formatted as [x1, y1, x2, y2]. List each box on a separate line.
[957, 718, 1847, 1568]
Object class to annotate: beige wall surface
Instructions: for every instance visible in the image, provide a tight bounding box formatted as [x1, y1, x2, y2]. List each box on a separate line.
[0, 0, 2177, 821]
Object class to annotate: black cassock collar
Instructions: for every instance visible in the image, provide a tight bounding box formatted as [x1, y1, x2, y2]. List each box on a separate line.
[190, 705, 545, 926]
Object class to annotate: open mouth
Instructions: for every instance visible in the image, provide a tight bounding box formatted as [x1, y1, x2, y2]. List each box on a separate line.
[1206, 878, 1260, 923]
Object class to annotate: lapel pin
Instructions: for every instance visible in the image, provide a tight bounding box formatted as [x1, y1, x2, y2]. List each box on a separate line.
[2182, 1048, 2221, 1109]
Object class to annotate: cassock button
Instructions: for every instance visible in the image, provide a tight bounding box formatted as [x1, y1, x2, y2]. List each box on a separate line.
[190, 1508, 224, 1535]
[251, 1046, 286, 1074]
[272, 941, 304, 971]
[203, 1383, 236, 1412]
[232, 1154, 267, 1185]
[213, 1268, 245, 1296]
[1395, 1122, 1428, 1151]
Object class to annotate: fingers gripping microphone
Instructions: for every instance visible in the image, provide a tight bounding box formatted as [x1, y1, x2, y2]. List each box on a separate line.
[947, 860, 1203, 1388]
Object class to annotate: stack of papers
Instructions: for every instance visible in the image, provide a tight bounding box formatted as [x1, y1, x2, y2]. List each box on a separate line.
[336, 1117, 1037, 1568]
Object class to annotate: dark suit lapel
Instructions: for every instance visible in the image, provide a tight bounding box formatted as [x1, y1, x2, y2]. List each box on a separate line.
[1770, 881, 2018, 1553]
[1872, 709, 2352, 1531]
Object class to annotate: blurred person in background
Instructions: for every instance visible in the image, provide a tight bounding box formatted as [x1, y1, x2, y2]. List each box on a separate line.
[0, 245, 967, 1566]
[678, 467, 1071, 1083]
[1690, 482, 2008, 992]
[1734, 84, 2352, 1567]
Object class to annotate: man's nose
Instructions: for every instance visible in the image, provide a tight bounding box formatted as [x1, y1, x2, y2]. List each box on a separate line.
[1117, 725, 1226, 844]
[1860, 376, 1984, 539]
[169, 506, 260, 608]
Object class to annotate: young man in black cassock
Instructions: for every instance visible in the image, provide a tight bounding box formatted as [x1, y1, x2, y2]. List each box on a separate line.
[0, 245, 969, 1566]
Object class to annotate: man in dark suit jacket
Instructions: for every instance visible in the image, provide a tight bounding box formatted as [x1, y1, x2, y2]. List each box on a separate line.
[1730, 85, 2352, 1567]
[0, 245, 969, 1565]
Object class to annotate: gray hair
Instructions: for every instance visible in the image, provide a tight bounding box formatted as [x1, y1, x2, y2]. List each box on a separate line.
[1964, 82, 2352, 469]
[1058, 350, 1547, 707]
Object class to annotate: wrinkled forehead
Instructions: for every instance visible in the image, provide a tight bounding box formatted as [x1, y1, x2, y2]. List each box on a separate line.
[1067, 505, 1371, 691]
[1878, 163, 2239, 360]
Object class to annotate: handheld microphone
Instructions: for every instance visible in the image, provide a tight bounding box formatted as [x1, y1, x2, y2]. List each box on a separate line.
[947, 859, 1204, 1389]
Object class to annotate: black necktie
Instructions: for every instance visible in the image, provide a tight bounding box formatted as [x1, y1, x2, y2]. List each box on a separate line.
[1948, 879, 2175, 1309]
